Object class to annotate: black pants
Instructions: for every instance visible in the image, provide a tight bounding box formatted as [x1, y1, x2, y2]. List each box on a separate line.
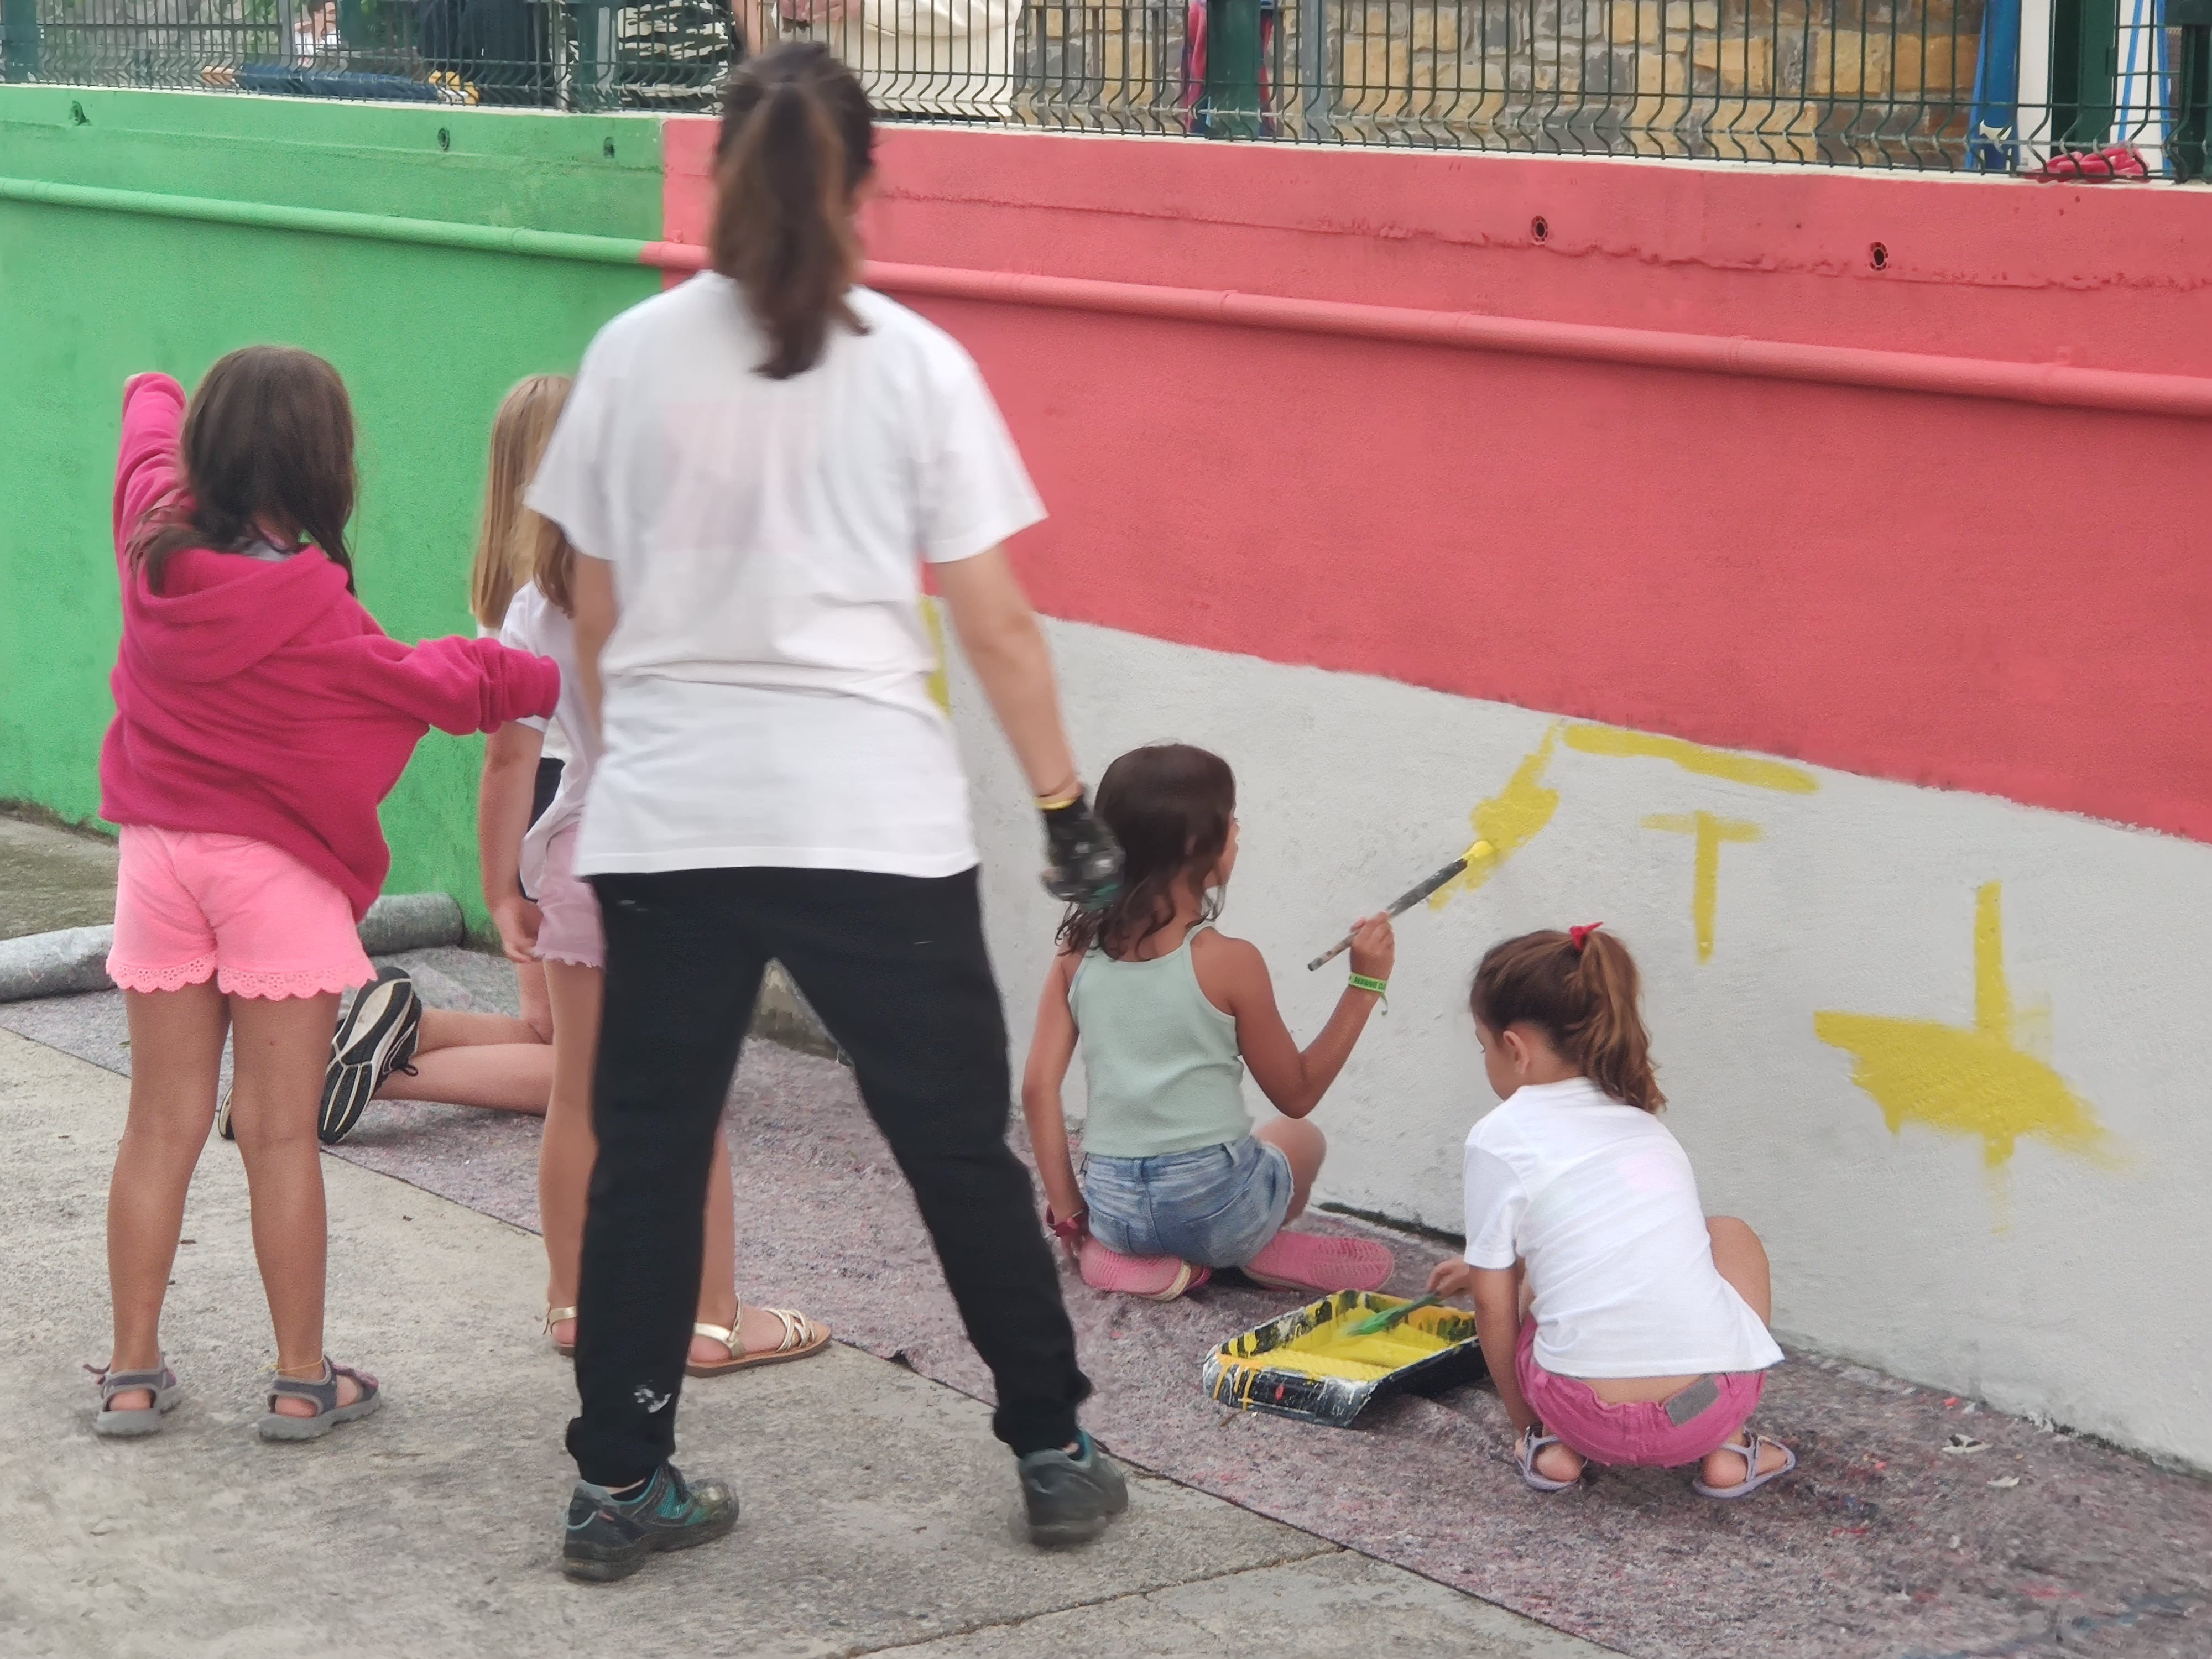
[567, 865, 1091, 1488]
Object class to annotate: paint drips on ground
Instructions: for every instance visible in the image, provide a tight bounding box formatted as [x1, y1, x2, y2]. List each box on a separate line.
[1563, 723, 1819, 794]
[1430, 725, 1562, 909]
[1816, 883, 2117, 1196]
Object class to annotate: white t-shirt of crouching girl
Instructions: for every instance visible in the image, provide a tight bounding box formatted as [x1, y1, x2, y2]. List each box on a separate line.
[1463, 1077, 1785, 1380]
[525, 273, 1045, 881]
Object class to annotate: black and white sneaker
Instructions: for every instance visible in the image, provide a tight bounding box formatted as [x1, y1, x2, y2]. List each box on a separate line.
[318, 966, 422, 1145]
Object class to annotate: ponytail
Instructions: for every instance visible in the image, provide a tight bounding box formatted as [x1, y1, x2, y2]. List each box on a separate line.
[1470, 927, 1666, 1112]
[711, 44, 875, 380]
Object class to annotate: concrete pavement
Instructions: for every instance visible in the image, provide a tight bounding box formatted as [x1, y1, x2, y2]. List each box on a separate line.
[2, 1029, 1606, 1659]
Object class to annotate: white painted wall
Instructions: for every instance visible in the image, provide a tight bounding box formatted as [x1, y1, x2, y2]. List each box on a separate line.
[947, 617, 2212, 1469]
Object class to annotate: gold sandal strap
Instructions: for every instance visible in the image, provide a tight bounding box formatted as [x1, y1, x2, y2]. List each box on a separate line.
[692, 1320, 739, 1354]
[762, 1308, 820, 1353]
[544, 1306, 578, 1334]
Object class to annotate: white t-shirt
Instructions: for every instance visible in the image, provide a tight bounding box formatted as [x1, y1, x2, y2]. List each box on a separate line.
[479, 618, 570, 762]
[1463, 1077, 1783, 1379]
[524, 274, 1044, 879]
[498, 583, 594, 893]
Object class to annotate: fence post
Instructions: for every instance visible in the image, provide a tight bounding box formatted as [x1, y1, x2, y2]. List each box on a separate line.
[1297, 0, 1329, 139]
[572, 0, 615, 109]
[1201, 0, 1264, 136]
[1, 0, 39, 82]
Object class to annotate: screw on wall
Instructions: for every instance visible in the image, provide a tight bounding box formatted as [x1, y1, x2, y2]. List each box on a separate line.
[437, 127, 451, 152]
[1531, 216, 1550, 243]
[69, 100, 87, 124]
[603, 136, 617, 159]
[1869, 241, 1890, 270]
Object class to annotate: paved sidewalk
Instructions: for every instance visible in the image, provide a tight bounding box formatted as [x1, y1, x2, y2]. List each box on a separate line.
[2, 1030, 1604, 1659]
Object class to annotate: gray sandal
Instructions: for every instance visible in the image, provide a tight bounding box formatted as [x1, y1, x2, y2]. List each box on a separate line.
[88, 1361, 182, 1438]
[258, 1358, 382, 1442]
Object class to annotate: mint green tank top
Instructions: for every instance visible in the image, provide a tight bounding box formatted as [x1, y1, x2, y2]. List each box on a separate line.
[1068, 925, 1251, 1159]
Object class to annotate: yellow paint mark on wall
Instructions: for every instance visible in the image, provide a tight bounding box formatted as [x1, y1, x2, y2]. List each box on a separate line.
[1564, 724, 1819, 795]
[1815, 883, 2116, 1183]
[922, 597, 951, 715]
[1429, 726, 1562, 909]
[1641, 811, 1761, 963]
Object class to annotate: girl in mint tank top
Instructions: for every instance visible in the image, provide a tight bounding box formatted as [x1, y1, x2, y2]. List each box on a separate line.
[1020, 744, 1401, 1300]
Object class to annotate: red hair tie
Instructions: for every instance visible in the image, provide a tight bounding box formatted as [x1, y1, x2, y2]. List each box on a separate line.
[1569, 922, 1605, 952]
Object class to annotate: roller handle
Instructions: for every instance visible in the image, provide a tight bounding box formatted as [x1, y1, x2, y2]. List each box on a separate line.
[1305, 856, 1469, 972]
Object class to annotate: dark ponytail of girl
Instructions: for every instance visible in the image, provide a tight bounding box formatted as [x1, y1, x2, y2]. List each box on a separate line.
[711, 43, 876, 380]
[1057, 744, 1237, 962]
[1470, 927, 1666, 1112]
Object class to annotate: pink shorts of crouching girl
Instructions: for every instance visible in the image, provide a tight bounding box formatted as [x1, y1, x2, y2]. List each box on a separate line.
[1514, 1316, 1765, 1469]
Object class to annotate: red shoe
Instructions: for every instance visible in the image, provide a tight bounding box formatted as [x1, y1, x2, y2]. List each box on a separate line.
[2027, 144, 2149, 182]
[1242, 1230, 1395, 1293]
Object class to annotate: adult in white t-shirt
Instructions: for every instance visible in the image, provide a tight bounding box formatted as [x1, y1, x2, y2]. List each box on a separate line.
[524, 43, 1128, 1578]
[1426, 926, 1795, 1501]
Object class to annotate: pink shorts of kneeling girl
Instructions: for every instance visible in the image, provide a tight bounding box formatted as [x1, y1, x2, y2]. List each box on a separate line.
[1515, 1317, 1765, 1468]
[107, 825, 375, 999]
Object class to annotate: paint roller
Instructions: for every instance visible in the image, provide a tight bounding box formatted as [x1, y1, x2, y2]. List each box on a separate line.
[1305, 839, 1495, 972]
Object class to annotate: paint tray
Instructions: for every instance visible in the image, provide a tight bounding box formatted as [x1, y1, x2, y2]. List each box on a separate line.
[1202, 1291, 1487, 1428]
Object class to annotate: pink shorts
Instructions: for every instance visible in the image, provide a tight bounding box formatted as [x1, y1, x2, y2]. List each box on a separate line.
[533, 825, 604, 969]
[1515, 1317, 1765, 1469]
[108, 826, 374, 1000]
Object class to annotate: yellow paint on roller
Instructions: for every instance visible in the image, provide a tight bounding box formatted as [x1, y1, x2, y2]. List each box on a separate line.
[922, 597, 950, 715]
[1564, 723, 1819, 795]
[1641, 810, 1762, 963]
[1430, 726, 1563, 909]
[1815, 882, 2117, 1179]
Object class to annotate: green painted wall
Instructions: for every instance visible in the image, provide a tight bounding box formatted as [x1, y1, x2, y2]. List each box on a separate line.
[0, 87, 665, 925]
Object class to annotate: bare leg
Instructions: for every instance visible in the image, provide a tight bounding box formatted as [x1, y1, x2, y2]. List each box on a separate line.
[538, 960, 604, 1348]
[228, 992, 363, 1415]
[1699, 1215, 1788, 1488]
[1253, 1116, 1326, 1222]
[105, 982, 229, 1411]
[515, 959, 554, 1044]
[536, 961, 781, 1364]
[374, 1005, 554, 1113]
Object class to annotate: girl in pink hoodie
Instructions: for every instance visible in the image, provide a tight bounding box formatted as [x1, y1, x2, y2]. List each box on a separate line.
[92, 348, 560, 1442]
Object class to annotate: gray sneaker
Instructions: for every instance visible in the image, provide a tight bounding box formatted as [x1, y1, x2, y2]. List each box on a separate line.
[1018, 1430, 1128, 1546]
[562, 1462, 738, 1583]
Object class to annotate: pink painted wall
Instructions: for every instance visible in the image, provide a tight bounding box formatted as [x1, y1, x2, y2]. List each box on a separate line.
[662, 125, 2212, 843]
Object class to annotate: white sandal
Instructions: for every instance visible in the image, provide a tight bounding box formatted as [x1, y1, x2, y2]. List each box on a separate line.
[1516, 1427, 1583, 1491]
[1692, 1431, 1796, 1499]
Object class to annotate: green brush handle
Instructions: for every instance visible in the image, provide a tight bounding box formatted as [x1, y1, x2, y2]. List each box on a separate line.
[1344, 1292, 1443, 1337]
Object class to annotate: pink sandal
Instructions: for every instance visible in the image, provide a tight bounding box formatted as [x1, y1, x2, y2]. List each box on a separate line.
[1078, 1237, 1211, 1301]
[1242, 1229, 1394, 1293]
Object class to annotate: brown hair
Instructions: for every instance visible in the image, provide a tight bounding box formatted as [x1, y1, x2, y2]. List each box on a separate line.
[1470, 928, 1666, 1113]
[711, 43, 875, 381]
[469, 374, 578, 625]
[1058, 744, 1236, 961]
[130, 346, 356, 596]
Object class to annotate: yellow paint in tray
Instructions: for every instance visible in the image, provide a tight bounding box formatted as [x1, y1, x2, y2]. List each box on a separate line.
[1221, 1308, 1462, 1384]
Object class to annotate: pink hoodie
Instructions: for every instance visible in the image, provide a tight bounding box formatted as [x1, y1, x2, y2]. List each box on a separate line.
[99, 373, 561, 920]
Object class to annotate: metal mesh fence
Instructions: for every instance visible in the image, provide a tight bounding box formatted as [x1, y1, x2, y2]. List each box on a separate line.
[3, 0, 2206, 174]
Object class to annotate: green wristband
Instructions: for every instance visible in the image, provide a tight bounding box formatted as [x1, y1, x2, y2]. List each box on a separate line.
[1348, 972, 1389, 1011]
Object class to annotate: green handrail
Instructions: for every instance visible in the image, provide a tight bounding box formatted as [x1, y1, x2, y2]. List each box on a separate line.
[0, 176, 650, 265]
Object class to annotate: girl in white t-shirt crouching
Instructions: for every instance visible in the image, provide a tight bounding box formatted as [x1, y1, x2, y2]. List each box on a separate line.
[1426, 925, 1794, 1499]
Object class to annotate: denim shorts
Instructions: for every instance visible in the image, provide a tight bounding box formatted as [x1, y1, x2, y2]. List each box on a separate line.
[1081, 1135, 1295, 1268]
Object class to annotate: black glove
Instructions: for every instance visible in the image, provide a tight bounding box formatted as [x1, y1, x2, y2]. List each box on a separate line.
[1040, 791, 1123, 909]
